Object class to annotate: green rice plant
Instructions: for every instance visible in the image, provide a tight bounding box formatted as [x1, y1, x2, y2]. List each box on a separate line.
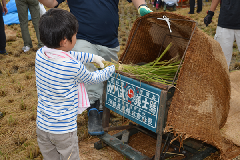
[8, 115, 18, 126]
[104, 43, 180, 85]
[20, 99, 26, 110]
[15, 82, 24, 93]
[9, 115, 13, 124]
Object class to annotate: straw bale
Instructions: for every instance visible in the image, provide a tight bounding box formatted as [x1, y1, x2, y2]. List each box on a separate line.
[165, 24, 240, 160]
[221, 70, 240, 147]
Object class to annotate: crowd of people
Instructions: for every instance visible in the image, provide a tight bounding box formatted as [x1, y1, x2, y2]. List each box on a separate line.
[0, 0, 239, 159]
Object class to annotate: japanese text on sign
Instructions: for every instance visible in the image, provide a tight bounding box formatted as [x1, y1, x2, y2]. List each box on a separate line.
[105, 74, 162, 132]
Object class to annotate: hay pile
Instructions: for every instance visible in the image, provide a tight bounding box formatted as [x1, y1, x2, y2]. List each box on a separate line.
[165, 23, 240, 159]
[119, 11, 240, 159]
[220, 70, 240, 153]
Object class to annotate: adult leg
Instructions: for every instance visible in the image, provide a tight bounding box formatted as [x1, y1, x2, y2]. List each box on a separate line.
[15, 0, 33, 48]
[214, 26, 235, 68]
[160, 0, 163, 7]
[73, 39, 119, 109]
[173, 3, 176, 11]
[234, 29, 240, 59]
[189, 0, 195, 14]
[72, 39, 119, 135]
[156, 0, 159, 9]
[72, 40, 104, 135]
[73, 40, 104, 106]
[163, 2, 166, 11]
[197, 0, 202, 13]
[85, 43, 119, 110]
[28, 0, 43, 48]
[0, 4, 6, 53]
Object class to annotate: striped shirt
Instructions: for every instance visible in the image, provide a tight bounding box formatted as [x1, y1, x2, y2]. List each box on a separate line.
[35, 47, 115, 134]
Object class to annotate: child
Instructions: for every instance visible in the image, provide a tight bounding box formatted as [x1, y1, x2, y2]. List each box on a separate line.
[35, 8, 115, 160]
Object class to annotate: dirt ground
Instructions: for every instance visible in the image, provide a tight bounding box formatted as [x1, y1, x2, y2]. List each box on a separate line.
[0, 0, 240, 160]
[78, 138, 126, 160]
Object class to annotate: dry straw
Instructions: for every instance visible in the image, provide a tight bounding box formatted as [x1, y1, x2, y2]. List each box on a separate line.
[104, 43, 182, 85]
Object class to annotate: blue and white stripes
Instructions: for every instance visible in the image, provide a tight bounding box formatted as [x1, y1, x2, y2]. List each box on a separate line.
[35, 47, 115, 134]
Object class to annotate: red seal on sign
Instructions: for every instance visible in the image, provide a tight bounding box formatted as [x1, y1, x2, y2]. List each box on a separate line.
[128, 89, 134, 98]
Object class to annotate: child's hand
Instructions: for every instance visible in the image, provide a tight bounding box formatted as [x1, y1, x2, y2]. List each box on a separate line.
[93, 55, 105, 68]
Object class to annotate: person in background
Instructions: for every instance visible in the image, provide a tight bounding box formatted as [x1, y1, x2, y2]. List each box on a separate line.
[189, 0, 202, 14]
[162, 0, 178, 11]
[204, 0, 240, 68]
[15, 0, 43, 52]
[36, 8, 115, 159]
[0, 0, 8, 55]
[38, 0, 153, 136]
[155, 0, 163, 10]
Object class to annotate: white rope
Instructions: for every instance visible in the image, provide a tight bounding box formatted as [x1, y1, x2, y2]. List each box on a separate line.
[157, 16, 172, 33]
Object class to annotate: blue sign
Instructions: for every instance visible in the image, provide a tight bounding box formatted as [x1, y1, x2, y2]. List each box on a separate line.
[105, 73, 162, 133]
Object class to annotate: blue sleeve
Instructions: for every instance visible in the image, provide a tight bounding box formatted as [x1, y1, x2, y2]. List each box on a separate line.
[69, 51, 94, 63]
[77, 65, 115, 85]
[127, 0, 132, 2]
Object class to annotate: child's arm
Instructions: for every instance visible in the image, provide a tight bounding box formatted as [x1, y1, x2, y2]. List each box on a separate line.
[77, 64, 115, 85]
[69, 51, 94, 63]
[69, 51, 105, 68]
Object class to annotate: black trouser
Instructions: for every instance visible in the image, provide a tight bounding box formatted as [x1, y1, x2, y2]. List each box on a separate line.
[0, 4, 6, 52]
[189, 0, 202, 14]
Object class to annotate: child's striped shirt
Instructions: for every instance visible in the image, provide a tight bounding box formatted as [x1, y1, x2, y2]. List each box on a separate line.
[35, 47, 115, 134]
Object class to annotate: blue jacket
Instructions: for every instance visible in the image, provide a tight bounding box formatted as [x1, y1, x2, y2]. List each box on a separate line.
[56, 0, 132, 48]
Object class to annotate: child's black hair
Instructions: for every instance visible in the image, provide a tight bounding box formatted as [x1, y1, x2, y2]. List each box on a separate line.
[39, 8, 79, 48]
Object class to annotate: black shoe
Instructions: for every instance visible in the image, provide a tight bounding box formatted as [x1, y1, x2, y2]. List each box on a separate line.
[87, 100, 104, 136]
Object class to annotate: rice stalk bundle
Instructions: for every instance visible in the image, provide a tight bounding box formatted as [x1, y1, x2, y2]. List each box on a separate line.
[104, 43, 180, 85]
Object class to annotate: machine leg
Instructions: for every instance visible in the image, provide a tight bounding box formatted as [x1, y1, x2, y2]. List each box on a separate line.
[155, 90, 167, 160]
